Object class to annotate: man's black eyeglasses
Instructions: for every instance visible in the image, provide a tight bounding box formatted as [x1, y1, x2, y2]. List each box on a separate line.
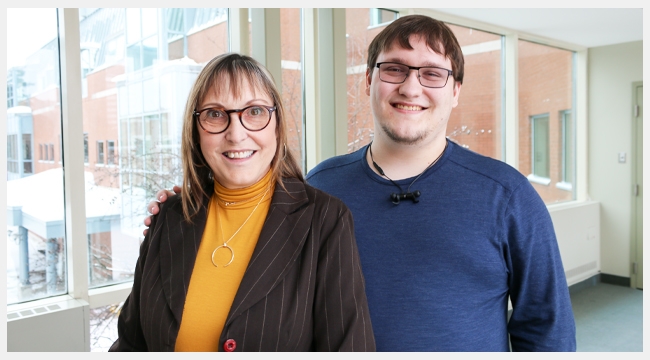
[376, 62, 453, 88]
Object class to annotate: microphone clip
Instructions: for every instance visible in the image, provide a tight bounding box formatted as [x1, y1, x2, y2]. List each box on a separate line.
[390, 190, 421, 205]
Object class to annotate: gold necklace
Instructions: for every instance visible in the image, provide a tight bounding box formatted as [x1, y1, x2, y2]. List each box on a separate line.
[211, 186, 271, 267]
[217, 188, 267, 207]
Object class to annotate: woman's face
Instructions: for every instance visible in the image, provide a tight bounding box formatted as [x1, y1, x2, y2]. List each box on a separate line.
[198, 80, 277, 189]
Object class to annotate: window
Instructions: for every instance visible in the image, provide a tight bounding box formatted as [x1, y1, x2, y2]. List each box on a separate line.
[97, 141, 105, 164]
[7, 80, 14, 107]
[518, 40, 574, 203]
[7, 134, 18, 173]
[126, 8, 159, 72]
[39, 144, 44, 161]
[107, 140, 116, 165]
[529, 114, 550, 183]
[369, 8, 398, 27]
[49, 143, 54, 162]
[117, 7, 227, 242]
[8, 135, 18, 160]
[7, 68, 27, 108]
[22, 135, 33, 173]
[22, 135, 32, 161]
[6, 8, 67, 305]
[445, 24, 503, 159]
[59, 135, 63, 163]
[84, 133, 89, 163]
[557, 110, 574, 191]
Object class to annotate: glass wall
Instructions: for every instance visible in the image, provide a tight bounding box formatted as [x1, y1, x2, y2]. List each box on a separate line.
[75, 8, 229, 289]
[6, 8, 67, 304]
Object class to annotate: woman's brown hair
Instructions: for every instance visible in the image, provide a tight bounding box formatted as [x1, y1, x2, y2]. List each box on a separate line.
[180, 53, 304, 221]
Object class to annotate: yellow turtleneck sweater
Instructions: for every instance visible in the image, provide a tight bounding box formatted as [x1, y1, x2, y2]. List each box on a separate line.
[175, 170, 274, 352]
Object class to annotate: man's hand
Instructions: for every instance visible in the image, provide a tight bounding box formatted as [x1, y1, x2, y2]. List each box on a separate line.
[143, 185, 182, 236]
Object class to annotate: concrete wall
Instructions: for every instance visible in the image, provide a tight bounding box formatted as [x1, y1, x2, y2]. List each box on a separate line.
[587, 40, 643, 278]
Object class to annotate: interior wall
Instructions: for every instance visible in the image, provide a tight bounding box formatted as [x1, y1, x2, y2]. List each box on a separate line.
[587, 40, 643, 278]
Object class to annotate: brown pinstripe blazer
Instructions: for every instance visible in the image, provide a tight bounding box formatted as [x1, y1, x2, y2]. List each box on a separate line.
[109, 178, 375, 352]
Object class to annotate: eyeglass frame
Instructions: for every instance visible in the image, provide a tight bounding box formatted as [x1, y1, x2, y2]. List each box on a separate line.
[193, 104, 277, 134]
[375, 62, 454, 89]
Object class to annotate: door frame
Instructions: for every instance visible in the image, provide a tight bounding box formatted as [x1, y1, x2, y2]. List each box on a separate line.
[630, 81, 643, 289]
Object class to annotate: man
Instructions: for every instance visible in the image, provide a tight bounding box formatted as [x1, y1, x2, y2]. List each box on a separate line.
[147, 14, 576, 351]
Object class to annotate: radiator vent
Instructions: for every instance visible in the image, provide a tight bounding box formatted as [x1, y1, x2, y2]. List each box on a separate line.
[7, 303, 63, 321]
[565, 260, 598, 280]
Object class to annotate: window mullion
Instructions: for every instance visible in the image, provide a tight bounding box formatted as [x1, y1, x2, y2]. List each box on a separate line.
[504, 32, 518, 168]
[574, 49, 588, 201]
[58, 8, 90, 302]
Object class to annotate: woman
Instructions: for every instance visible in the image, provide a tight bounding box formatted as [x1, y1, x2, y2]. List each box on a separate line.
[109, 53, 375, 352]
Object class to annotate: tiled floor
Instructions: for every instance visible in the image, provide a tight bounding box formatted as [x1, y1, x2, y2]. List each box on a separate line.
[570, 281, 643, 352]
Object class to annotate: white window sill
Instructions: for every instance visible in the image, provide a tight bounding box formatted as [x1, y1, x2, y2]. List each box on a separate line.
[88, 282, 133, 308]
[527, 174, 551, 186]
[556, 181, 573, 191]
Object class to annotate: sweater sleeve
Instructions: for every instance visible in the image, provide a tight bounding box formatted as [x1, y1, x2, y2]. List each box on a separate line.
[504, 180, 576, 351]
[312, 197, 376, 351]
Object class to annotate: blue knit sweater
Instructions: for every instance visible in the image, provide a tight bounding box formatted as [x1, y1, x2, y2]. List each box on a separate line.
[306, 140, 576, 351]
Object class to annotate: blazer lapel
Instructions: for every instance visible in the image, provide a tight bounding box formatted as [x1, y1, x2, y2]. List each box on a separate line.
[225, 178, 312, 323]
[159, 190, 211, 325]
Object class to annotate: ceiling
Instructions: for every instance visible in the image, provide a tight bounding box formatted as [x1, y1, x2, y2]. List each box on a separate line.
[430, 8, 643, 48]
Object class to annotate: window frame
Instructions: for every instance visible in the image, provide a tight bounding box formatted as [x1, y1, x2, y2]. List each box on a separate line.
[557, 109, 574, 191]
[368, 8, 399, 28]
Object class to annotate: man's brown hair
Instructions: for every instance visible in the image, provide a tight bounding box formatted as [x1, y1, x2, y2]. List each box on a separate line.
[367, 14, 464, 84]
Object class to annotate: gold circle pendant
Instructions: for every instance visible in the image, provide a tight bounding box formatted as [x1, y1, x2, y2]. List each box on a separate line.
[211, 244, 234, 267]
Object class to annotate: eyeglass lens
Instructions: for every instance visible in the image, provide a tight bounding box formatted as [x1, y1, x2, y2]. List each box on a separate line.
[378, 63, 450, 88]
[198, 105, 271, 132]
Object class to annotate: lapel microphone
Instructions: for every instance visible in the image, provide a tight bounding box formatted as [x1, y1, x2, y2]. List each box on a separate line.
[390, 191, 421, 204]
[368, 141, 448, 205]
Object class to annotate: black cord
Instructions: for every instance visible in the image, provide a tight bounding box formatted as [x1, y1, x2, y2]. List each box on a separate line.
[367, 141, 447, 204]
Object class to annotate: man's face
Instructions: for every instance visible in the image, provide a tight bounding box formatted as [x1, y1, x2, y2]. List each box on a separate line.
[366, 35, 461, 146]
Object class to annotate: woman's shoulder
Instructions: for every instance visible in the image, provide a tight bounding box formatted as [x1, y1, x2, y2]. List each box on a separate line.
[151, 193, 190, 226]
[160, 193, 184, 213]
[283, 178, 350, 213]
